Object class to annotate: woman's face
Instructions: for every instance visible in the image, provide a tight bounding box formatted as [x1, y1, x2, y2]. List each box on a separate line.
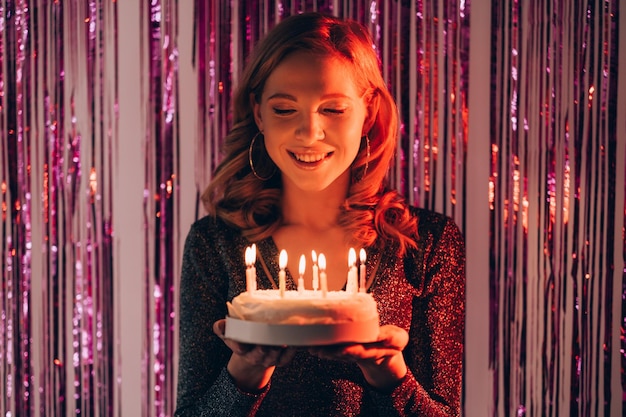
[253, 51, 368, 193]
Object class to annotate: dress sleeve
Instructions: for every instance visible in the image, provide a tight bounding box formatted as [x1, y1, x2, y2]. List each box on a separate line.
[175, 221, 269, 416]
[370, 217, 466, 416]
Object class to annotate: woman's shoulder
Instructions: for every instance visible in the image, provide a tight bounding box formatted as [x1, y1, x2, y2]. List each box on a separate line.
[409, 206, 447, 224]
[190, 213, 241, 231]
[185, 215, 243, 247]
[406, 206, 464, 251]
[401, 206, 465, 291]
[408, 206, 459, 233]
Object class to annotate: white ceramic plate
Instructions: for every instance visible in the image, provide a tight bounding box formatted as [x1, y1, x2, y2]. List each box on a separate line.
[224, 317, 380, 346]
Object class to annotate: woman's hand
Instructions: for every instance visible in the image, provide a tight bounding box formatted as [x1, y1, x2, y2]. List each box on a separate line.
[213, 319, 297, 392]
[308, 324, 409, 392]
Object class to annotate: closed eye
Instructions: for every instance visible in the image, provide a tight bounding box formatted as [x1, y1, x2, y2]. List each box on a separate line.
[273, 108, 295, 115]
[323, 108, 346, 115]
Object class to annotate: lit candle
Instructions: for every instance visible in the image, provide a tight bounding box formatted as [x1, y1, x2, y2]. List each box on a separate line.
[311, 250, 319, 291]
[318, 253, 328, 297]
[359, 248, 367, 293]
[244, 246, 253, 292]
[250, 244, 257, 292]
[298, 254, 306, 292]
[279, 249, 288, 298]
[347, 248, 358, 294]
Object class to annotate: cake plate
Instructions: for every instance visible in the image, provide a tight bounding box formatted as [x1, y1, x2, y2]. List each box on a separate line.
[224, 317, 380, 346]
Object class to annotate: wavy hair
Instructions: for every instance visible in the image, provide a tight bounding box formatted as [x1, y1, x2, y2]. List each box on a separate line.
[202, 12, 417, 254]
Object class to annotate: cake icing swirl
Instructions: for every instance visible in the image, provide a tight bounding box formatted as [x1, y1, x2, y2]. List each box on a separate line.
[228, 289, 379, 325]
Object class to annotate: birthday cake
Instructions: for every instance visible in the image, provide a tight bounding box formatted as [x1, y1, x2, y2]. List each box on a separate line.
[225, 289, 380, 346]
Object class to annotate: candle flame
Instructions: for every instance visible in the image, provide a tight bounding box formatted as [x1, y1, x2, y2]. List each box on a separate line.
[348, 247, 356, 267]
[299, 254, 306, 276]
[279, 249, 288, 269]
[318, 253, 326, 270]
[359, 248, 366, 263]
[311, 249, 317, 263]
[244, 246, 251, 266]
[251, 243, 257, 263]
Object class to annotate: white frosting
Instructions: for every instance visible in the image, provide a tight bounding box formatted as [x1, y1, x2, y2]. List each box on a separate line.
[228, 289, 379, 325]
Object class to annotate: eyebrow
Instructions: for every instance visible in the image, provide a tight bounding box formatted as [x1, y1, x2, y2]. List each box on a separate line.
[266, 92, 352, 101]
[267, 93, 297, 101]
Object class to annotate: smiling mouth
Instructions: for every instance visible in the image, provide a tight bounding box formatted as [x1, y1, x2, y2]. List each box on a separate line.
[290, 151, 333, 163]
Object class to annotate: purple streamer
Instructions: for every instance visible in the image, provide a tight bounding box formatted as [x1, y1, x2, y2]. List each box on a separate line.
[0, 1, 622, 416]
[143, 1, 178, 415]
[0, 0, 117, 415]
[489, 1, 621, 415]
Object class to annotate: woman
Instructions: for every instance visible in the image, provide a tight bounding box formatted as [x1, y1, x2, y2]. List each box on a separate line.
[176, 12, 464, 417]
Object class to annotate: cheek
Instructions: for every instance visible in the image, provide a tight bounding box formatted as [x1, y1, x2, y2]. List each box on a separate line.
[262, 133, 286, 163]
[348, 120, 367, 160]
[348, 137, 362, 161]
[347, 119, 367, 148]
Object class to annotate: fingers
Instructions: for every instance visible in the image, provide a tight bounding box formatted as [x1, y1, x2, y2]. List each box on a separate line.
[308, 344, 358, 362]
[308, 325, 409, 363]
[213, 319, 254, 355]
[309, 344, 399, 363]
[246, 345, 297, 367]
[213, 319, 296, 367]
[377, 324, 409, 350]
[276, 346, 298, 366]
[213, 319, 227, 338]
[213, 320, 409, 367]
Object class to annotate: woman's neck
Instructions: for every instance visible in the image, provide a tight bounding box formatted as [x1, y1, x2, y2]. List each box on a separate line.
[280, 186, 347, 231]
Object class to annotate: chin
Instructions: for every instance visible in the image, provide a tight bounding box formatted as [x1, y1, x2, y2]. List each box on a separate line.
[292, 178, 335, 193]
[299, 182, 348, 193]
[285, 170, 350, 194]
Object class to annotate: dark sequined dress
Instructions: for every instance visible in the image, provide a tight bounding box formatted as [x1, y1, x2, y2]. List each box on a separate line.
[175, 207, 465, 417]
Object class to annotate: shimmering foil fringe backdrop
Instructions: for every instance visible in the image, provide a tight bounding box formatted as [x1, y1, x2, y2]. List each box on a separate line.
[488, 2, 622, 416]
[0, 1, 118, 416]
[0, 1, 623, 417]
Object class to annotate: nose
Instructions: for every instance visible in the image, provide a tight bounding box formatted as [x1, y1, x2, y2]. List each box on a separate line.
[295, 112, 325, 142]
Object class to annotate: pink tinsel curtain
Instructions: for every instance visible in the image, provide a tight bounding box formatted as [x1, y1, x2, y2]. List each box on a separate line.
[0, 1, 622, 416]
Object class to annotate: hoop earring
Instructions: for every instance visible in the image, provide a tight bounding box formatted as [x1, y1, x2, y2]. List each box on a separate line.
[355, 135, 370, 182]
[362, 135, 370, 180]
[249, 132, 276, 181]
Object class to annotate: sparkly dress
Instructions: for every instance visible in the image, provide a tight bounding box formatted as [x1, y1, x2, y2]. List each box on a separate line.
[175, 208, 465, 417]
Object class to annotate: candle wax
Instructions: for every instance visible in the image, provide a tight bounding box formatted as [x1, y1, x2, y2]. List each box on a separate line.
[318, 253, 328, 298]
[359, 248, 367, 292]
[347, 248, 358, 294]
[250, 244, 257, 291]
[312, 250, 319, 291]
[245, 246, 253, 292]
[359, 263, 366, 292]
[312, 265, 319, 291]
[298, 254, 306, 292]
[279, 249, 287, 298]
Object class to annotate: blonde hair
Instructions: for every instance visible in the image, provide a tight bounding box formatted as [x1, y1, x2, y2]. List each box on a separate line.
[202, 12, 417, 254]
